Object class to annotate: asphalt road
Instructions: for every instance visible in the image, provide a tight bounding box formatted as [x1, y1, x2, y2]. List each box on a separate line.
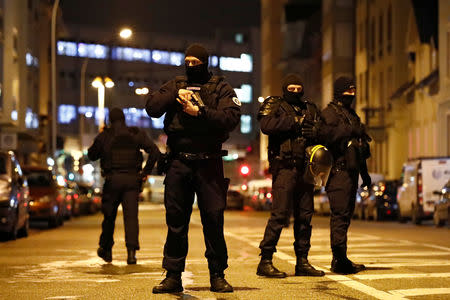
[0, 203, 449, 300]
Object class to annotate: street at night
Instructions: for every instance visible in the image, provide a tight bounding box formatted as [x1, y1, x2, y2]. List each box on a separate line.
[0, 204, 449, 300]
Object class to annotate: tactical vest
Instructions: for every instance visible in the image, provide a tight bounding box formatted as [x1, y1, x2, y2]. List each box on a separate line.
[164, 75, 224, 136]
[103, 127, 142, 174]
[268, 100, 319, 162]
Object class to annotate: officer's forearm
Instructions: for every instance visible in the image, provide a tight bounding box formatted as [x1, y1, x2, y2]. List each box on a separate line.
[260, 115, 295, 135]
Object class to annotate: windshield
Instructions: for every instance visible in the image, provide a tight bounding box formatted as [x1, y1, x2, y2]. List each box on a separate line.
[26, 171, 52, 187]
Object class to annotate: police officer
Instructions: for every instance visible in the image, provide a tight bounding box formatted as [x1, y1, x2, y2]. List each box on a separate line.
[145, 43, 240, 294]
[257, 74, 325, 278]
[321, 77, 371, 274]
[88, 108, 160, 265]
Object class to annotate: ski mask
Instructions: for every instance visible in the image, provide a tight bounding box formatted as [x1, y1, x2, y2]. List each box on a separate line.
[282, 73, 305, 105]
[185, 43, 211, 84]
[333, 76, 356, 108]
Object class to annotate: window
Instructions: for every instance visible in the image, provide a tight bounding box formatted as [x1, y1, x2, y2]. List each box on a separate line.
[240, 115, 252, 134]
[379, 14, 383, 58]
[152, 114, 165, 129]
[112, 47, 151, 63]
[123, 108, 151, 128]
[58, 105, 77, 124]
[235, 33, 244, 44]
[169, 52, 184, 66]
[387, 4, 392, 54]
[25, 108, 38, 129]
[57, 41, 77, 57]
[209, 55, 219, 67]
[152, 50, 171, 64]
[78, 43, 109, 59]
[219, 54, 253, 72]
[234, 84, 252, 103]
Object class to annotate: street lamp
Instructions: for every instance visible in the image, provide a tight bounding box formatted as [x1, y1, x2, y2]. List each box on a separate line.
[119, 28, 133, 39]
[92, 76, 114, 131]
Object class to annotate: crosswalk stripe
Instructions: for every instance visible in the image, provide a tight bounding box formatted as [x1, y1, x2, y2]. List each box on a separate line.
[308, 251, 450, 260]
[389, 288, 450, 296]
[354, 273, 450, 280]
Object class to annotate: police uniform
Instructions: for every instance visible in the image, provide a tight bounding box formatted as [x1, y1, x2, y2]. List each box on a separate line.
[321, 77, 371, 274]
[146, 44, 240, 294]
[87, 108, 160, 264]
[257, 74, 325, 278]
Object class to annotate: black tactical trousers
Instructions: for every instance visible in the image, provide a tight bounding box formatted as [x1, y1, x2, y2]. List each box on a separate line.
[259, 167, 315, 257]
[162, 158, 229, 273]
[325, 169, 358, 256]
[99, 173, 141, 251]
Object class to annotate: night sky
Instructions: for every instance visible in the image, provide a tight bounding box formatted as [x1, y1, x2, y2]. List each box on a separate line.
[60, 0, 260, 37]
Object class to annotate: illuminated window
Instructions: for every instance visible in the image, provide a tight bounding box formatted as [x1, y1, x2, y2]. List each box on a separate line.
[152, 50, 171, 64]
[25, 108, 39, 129]
[57, 41, 77, 57]
[58, 105, 77, 124]
[123, 108, 151, 128]
[234, 84, 252, 103]
[112, 47, 151, 62]
[209, 56, 219, 67]
[235, 33, 244, 44]
[170, 52, 184, 66]
[78, 43, 109, 59]
[240, 115, 252, 134]
[219, 54, 253, 72]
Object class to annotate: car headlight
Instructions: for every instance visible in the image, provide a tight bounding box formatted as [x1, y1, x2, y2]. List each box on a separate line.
[36, 195, 51, 203]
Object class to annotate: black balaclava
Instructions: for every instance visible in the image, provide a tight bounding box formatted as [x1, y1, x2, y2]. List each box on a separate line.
[333, 76, 356, 108]
[282, 73, 305, 105]
[185, 43, 211, 84]
[109, 107, 125, 124]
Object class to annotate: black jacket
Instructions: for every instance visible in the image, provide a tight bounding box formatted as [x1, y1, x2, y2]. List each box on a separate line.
[88, 122, 160, 176]
[145, 76, 241, 153]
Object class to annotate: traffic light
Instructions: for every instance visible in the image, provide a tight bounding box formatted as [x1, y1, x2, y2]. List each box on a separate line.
[239, 164, 250, 176]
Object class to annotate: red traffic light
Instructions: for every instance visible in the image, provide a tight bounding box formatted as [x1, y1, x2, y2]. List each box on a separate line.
[240, 164, 250, 176]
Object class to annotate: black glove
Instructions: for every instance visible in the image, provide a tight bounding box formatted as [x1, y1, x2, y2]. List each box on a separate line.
[301, 119, 319, 139]
[293, 116, 305, 133]
[360, 172, 372, 188]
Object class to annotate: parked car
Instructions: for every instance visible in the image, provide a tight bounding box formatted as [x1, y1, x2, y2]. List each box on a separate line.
[22, 166, 64, 228]
[397, 157, 450, 224]
[0, 151, 30, 240]
[226, 188, 245, 210]
[363, 180, 399, 221]
[314, 187, 330, 215]
[77, 183, 101, 214]
[433, 180, 450, 227]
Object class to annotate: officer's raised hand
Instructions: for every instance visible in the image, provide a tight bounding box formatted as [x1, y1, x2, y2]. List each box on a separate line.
[301, 119, 319, 139]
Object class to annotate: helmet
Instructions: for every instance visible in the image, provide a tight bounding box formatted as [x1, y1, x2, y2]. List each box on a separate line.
[303, 145, 333, 187]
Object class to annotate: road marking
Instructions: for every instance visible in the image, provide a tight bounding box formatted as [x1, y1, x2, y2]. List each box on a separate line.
[389, 288, 450, 296]
[360, 261, 450, 268]
[223, 230, 406, 300]
[354, 272, 450, 280]
[308, 251, 450, 260]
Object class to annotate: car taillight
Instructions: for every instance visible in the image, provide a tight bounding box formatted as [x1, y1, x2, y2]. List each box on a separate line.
[66, 195, 72, 201]
[73, 194, 79, 200]
[417, 173, 423, 205]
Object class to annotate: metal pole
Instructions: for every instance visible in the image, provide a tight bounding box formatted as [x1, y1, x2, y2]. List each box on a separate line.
[51, 0, 60, 158]
[97, 84, 105, 132]
[80, 58, 89, 149]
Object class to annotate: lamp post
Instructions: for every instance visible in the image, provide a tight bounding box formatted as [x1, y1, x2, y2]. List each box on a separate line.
[92, 77, 114, 132]
[79, 28, 133, 144]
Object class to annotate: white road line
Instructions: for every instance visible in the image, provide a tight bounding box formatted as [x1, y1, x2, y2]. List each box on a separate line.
[361, 262, 450, 268]
[308, 251, 450, 260]
[354, 272, 450, 280]
[389, 288, 450, 296]
[223, 230, 406, 300]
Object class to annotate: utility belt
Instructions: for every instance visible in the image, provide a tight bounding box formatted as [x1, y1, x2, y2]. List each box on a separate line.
[174, 150, 228, 161]
[103, 168, 139, 177]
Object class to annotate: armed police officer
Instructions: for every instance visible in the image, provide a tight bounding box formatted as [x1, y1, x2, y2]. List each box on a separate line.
[257, 74, 326, 278]
[145, 44, 240, 294]
[321, 77, 371, 274]
[88, 108, 160, 265]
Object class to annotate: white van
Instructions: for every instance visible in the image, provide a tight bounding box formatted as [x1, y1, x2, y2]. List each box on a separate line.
[397, 157, 450, 224]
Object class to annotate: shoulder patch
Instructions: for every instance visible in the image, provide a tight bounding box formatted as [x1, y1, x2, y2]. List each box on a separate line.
[232, 97, 242, 106]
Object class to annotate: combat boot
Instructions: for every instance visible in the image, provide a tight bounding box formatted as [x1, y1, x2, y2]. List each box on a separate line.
[127, 248, 136, 265]
[97, 247, 112, 263]
[256, 259, 287, 278]
[295, 257, 325, 276]
[331, 257, 365, 274]
[210, 273, 233, 293]
[152, 272, 183, 294]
